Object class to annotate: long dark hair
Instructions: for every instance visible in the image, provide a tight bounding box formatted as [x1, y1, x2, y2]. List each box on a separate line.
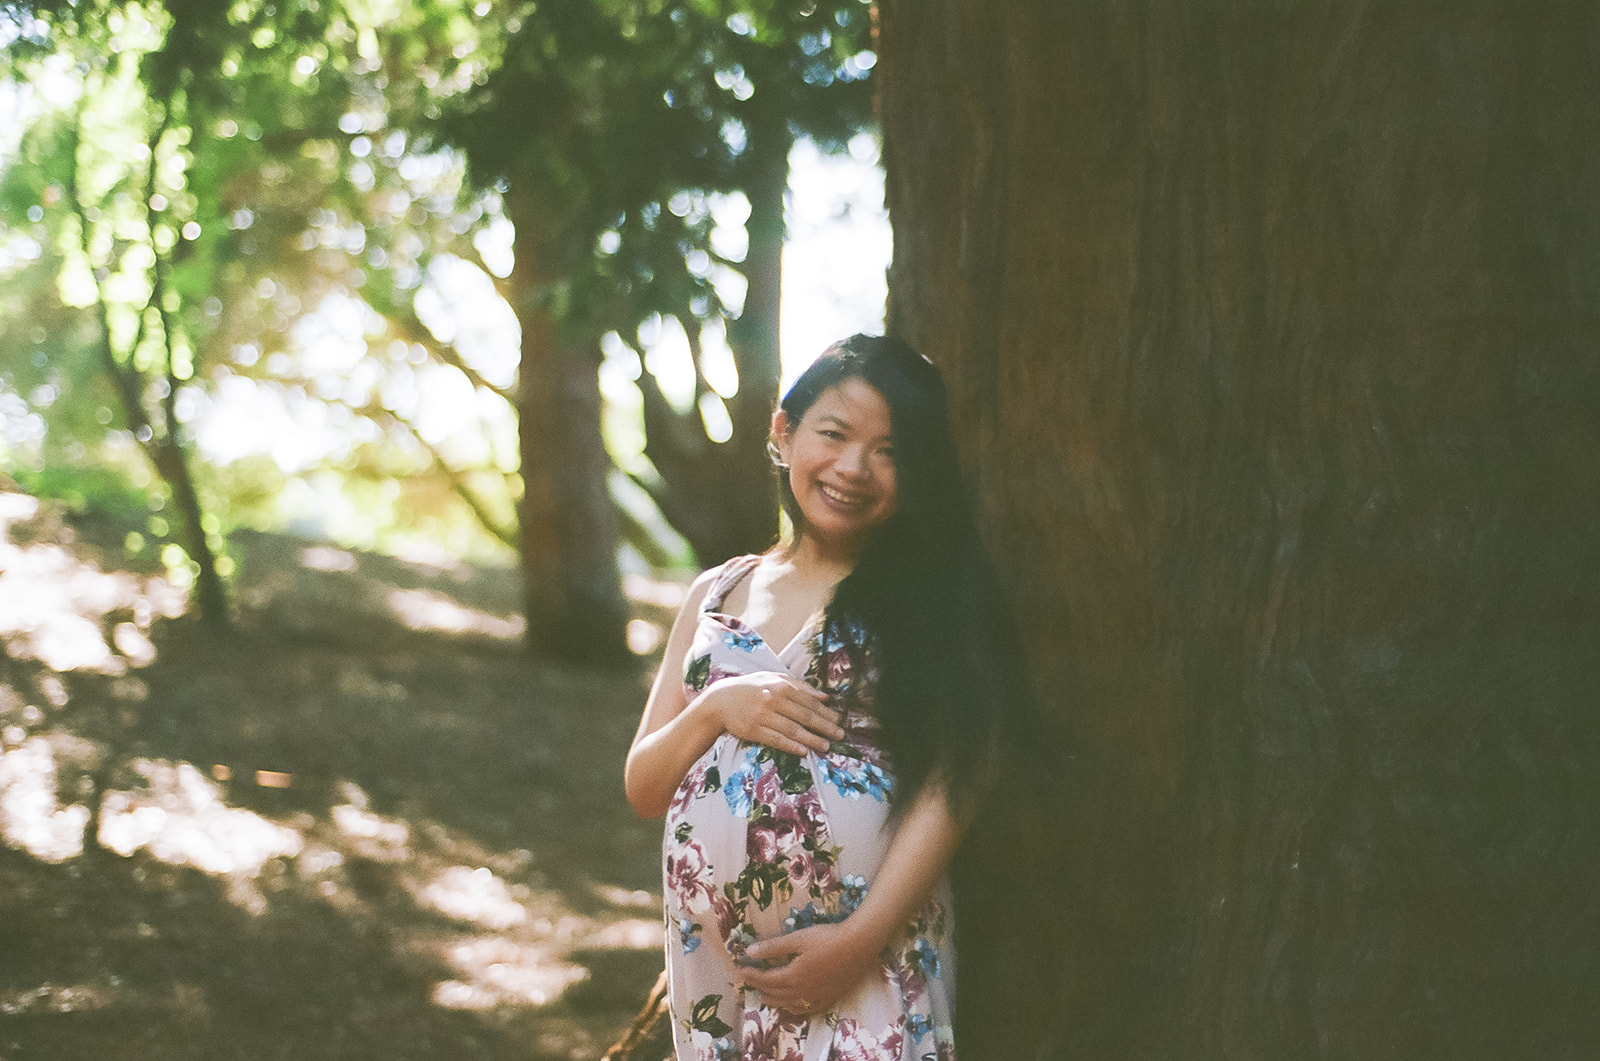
[777, 335, 1029, 810]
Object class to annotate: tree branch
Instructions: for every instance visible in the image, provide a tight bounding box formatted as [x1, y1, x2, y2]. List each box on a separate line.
[360, 402, 519, 550]
[64, 103, 155, 462]
[387, 308, 518, 406]
[601, 969, 669, 1061]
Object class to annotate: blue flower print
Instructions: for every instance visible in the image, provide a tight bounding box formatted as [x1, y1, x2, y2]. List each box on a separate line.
[906, 1013, 933, 1042]
[823, 757, 893, 802]
[839, 874, 868, 914]
[677, 918, 703, 954]
[817, 617, 868, 655]
[783, 901, 833, 933]
[725, 629, 762, 652]
[722, 746, 759, 817]
[908, 938, 942, 979]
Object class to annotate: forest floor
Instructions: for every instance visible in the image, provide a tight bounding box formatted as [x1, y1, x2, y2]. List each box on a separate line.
[0, 488, 678, 1061]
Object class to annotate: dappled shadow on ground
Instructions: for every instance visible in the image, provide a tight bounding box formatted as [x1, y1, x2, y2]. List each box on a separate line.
[0, 492, 676, 1060]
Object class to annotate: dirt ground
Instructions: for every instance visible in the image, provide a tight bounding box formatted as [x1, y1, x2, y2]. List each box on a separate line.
[0, 492, 677, 1060]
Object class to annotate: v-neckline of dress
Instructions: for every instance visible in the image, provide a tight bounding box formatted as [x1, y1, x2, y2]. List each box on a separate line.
[704, 556, 825, 676]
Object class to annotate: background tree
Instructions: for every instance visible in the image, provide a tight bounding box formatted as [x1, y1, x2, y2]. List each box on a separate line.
[0, 0, 290, 624]
[879, 2, 1600, 1058]
[6, 0, 884, 662]
[434, 0, 876, 657]
[2, 0, 512, 604]
[434, 0, 710, 660]
[628, 0, 876, 566]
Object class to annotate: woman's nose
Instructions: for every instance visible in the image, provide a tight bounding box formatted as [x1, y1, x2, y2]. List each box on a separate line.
[835, 445, 868, 475]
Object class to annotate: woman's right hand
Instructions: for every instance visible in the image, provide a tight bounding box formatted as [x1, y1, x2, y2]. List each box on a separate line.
[701, 672, 844, 756]
[627, 567, 846, 819]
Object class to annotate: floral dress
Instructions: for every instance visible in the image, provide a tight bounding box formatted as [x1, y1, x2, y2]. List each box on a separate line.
[663, 555, 956, 1061]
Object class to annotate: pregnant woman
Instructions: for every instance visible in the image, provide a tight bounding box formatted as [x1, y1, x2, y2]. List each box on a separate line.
[626, 335, 1018, 1061]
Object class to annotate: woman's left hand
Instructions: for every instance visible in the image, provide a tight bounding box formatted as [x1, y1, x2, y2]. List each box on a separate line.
[738, 922, 884, 1016]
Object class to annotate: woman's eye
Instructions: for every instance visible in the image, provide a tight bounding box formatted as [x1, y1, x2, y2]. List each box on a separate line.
[819, 429, 844, 440]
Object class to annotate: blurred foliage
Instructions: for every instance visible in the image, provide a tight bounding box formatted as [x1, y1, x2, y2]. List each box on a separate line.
[0, 0, 876, 589]
[13, 455, 154, 528]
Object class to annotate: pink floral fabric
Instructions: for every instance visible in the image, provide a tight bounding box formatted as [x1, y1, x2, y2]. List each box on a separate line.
[664, 556, 956, 1061]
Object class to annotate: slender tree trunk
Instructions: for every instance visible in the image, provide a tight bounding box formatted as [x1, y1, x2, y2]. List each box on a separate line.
[154, 277, 227, 626]
[507, 183, 628, 662]
[67, 115, 229, 627]
[98, 347, 229, 626]
[150, 434, 228, 624]
[880, 2, 1600, 1059]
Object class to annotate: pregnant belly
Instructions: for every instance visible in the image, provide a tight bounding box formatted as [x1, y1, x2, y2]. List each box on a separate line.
[664, 736, 897, 949]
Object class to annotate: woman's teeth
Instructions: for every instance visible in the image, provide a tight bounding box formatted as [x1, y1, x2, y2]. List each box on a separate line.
[820, 484, 861, 506]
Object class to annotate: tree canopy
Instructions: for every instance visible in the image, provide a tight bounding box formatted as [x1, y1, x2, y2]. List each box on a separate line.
[1, 0, 881, 656]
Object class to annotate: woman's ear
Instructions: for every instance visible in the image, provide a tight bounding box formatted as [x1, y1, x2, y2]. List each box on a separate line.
[768, 409, 792, 467]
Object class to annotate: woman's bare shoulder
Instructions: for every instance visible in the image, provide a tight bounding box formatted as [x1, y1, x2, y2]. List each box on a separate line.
[688, 553, 767, 606]
[675, 559, 741, 621]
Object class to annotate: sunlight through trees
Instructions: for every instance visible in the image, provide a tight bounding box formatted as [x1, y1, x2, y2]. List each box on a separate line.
[2, 0, 882, 659]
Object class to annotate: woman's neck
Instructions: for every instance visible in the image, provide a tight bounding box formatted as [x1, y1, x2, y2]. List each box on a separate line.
[784, 531, 860, 581]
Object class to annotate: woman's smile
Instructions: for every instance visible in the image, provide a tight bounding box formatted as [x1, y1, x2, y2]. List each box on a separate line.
[818, 482, 870, 508]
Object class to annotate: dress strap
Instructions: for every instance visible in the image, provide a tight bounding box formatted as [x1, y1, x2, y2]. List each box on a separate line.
[701, 554, 762, 613]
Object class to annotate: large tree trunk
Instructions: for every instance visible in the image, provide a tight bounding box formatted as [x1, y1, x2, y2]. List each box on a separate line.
[879, 3, 1600, 1059]
[507, 184, 628, 662]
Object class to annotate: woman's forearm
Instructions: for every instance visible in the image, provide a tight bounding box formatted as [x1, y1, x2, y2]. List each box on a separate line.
[740, 780, 963, 999]
[625, 570, 721, 819]
[844, 783, 963, 952]
[624, 693, 725, 818]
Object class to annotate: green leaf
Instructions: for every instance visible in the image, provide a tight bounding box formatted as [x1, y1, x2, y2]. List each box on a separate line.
[685, 653, 711, 691]
[731, 860, 789, 911]
[767, 749, 814, 795]
[690, 994, 733, 1038]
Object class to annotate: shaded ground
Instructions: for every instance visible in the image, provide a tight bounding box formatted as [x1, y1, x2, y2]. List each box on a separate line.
[0, 492, 676, 1060]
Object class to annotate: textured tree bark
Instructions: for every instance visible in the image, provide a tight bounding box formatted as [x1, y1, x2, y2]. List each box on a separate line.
[879, 2, 1600, 1058]
[507, 184, 629, 662]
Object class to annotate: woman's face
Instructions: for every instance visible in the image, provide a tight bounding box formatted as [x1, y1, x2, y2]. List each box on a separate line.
[774, 377, 898, 555]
